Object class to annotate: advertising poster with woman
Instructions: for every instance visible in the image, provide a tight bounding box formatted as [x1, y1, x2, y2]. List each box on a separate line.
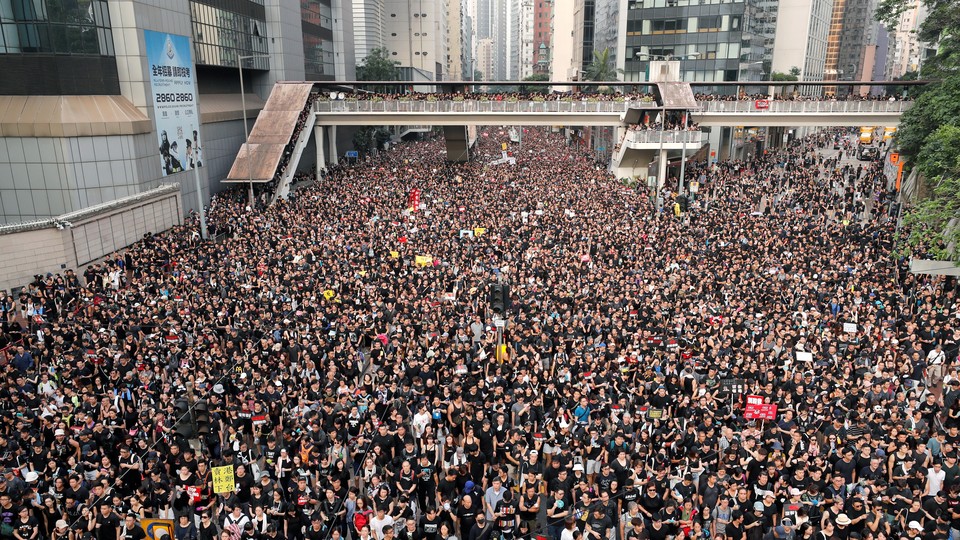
[145, 30, 203, 176]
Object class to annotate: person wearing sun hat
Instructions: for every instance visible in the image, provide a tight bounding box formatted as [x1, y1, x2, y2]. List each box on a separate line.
[834, 513, 851, 538]
[52, 520, 71, 540]
[906, 520, 924, 537]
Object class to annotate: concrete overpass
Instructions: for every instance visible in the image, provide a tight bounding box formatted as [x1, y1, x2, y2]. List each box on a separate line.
[225, 79, 916, 203]
[312, 98, 910, 128]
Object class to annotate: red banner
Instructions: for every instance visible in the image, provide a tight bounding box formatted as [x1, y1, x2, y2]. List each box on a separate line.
[754, 99, 770, 110]
[408, 189, 421, 211]
[744, 394, 778, 420]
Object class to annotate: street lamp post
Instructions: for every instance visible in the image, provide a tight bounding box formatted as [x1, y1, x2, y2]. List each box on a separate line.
[238, 54, 270, 209]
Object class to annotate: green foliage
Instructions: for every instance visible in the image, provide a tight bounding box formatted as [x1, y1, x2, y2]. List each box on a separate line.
[875, 0, 958, 80]
[584, 48, 622, 82]
[520, 73, 550, 94]
[352, 127, 392, 155]
[889, 71, 922, 99]
[771, 71, 799, 82]
[789, 67, 801, 77]
[357, 48, 401, 92]
[916, 125, 960, 180]
[876, 0, 960, 260]
[894, 76, 960, 159]
[901, 174, 960, 260]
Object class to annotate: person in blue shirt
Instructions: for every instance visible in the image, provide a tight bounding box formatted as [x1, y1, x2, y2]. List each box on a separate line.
[11, 346, 32, 373]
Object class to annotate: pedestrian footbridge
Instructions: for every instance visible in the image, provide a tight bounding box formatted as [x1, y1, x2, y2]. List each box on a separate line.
[310, 98, 908, 128]
[224, 80, 911, 202]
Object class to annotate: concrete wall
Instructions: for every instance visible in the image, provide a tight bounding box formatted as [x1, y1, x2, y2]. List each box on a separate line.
[262, 0, 306, 97]
[0, 227, 73, 294]
[0, 133, 160, 224]
[198, 119, 247, 195]
[0, 187, 182, 293]
[614, 148, 655, 180]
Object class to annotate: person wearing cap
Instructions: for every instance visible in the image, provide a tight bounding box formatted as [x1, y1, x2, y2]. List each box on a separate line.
[52, 519, 72, 540]
[743, 501, 765, 539]
[906, 519, 924, 537]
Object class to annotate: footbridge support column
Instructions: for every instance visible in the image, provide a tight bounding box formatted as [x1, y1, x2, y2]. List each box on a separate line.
[327, 126, 339, 166]
[315, 125, 326, 177]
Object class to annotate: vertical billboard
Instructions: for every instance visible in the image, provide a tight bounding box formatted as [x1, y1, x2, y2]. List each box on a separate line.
[145, 30, 202, 176]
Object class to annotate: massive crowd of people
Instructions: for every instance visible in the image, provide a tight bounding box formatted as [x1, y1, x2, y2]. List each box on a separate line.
[0, 125, 955, 540]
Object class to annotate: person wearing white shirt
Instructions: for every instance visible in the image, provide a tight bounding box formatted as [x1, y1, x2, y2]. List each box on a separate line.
[370, 508, 395, 540]
[927, 344, 946, 387]
[925, 461, 946, 498]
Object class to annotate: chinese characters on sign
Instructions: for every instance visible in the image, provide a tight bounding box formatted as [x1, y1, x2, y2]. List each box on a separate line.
[212, 464, 235, 493]
[145, 30, 203, 177]
[744, 394, 778, 420]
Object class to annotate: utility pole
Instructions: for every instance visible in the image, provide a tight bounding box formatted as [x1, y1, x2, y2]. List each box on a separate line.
[238, 54, 270, 209]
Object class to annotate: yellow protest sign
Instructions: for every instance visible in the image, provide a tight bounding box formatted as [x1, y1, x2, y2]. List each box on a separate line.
[323, 289, 336, 300]
[390, 251, 400, 259]
[474, 227, 487, 237]
[415, 255, 433, 267]
[212, 465, 235, 494]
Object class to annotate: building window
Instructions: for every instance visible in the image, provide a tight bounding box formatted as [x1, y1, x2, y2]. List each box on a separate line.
[698, 15, 721, 31]
[0, 0, 114, 56]
[651, 18, 685, 34]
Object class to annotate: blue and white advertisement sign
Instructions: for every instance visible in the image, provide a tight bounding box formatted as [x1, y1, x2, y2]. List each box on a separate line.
[145, 30, 202, 176]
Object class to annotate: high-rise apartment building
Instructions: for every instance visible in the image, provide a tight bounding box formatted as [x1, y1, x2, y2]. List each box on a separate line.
[476, 0, 508, 79]
[838, 0, 883, 92]
[0, 0, 353, 225]
[476, 37, 495, 80]
[550, 0, 578, 83]
[884, 0, 931, 80]
[618, 0, 767, 86]
[825, 0, 884, 94]
[447, 0, 465, 80]
[533, 0, 552, 74]
[754, 0, 779, 65]
[383, 0, 449, 80]
[517, 0, 535, 79]
[463, 13, 474, 78]
[771, 0, 833, 92]
[354, 0, 387, 65]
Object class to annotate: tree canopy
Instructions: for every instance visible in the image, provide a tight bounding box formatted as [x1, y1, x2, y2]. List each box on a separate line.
[877, 0, 960, 260]
[520, 73, 550, 94]
[771, 71, 799, 82]
[356, 48, 400, 92]
[584, 48, 622, 82]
